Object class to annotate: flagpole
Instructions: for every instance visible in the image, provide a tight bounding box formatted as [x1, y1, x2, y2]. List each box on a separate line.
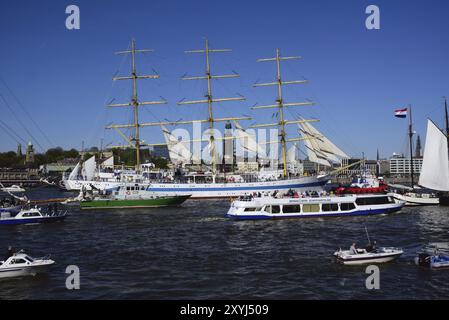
[408, 104, 414, 189]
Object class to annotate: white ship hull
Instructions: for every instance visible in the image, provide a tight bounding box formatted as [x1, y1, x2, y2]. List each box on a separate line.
[64, 176, 329, 199]
[390, 192, 439, 206]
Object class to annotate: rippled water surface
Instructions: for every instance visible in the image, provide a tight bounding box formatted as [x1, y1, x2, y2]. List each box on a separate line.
[1, 187, 449, 299]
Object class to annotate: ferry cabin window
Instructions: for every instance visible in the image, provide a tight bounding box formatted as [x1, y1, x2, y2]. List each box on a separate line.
[244, 207, 258, 212]
[282, 205, 301, 213]
[23, 212, 39, 217]
[126, 187, 131, 191]
[322, 203, 338, 212]
[355, 197, 391, 206]
[270, 205, 281, 214]
[340, 203, 356, 211]
[302, 204, 320, 213]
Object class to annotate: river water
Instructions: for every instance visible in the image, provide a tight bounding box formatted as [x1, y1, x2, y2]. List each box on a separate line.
[0, 187, 448, 300]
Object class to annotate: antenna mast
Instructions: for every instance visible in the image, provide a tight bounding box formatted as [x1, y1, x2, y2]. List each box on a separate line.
[251, 48, 317, 177]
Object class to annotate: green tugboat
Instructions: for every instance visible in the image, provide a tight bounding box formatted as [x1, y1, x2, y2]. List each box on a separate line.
[80, 184, 191, 209]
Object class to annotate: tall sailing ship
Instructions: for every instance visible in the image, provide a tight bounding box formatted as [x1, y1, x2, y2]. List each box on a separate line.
[63, 39, 349, 199]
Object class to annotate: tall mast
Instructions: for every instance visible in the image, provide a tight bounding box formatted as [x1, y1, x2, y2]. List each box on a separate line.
[408, 104, 415, 189]
[105, 39, 167, 172]
[251, 48, 316, 177]
[177, 39, 247, 175]
[131, 40, 140, 169]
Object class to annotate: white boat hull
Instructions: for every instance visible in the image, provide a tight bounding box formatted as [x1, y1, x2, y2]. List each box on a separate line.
[390, 192, 439, 206]
[0, 263, 53, 279]
[64, 176, 329, 199]
[337, 254, 401, 265]
[227, 195, 405, 219]
[334, 248, 403, 265]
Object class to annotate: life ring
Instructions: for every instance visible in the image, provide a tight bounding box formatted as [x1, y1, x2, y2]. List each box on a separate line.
[126, 191, 131, 195]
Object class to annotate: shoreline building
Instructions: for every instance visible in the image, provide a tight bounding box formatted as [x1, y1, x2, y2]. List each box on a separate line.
[389, 153, 423, 176]
[25, 142, 35, 165]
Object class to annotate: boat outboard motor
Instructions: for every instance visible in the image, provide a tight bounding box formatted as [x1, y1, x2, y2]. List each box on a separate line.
[416, 253, 431, 267]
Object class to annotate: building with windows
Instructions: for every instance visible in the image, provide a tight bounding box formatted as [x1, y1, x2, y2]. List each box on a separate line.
[389, 154, 423, 175]
[25, 142, 35, 164]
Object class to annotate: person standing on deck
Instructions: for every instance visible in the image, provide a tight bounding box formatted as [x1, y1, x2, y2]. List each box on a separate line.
[350, 242, 358, 255]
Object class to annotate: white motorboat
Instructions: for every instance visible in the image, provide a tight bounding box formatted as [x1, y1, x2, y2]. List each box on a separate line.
[390, 191, 439, 206]
[0, 184, 25, 193]
[0, 251, 55, 279]
[226, 194, 405, 220]
[0, 207, 68, 225]
[334, 247, 403, 265]
[414, 243, 449, 269]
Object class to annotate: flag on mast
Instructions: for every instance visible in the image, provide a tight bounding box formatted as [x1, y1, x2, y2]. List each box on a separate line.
[394, 108, 407, 118]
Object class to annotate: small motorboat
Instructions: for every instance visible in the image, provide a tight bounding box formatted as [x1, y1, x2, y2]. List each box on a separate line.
[334, 247, 404, 265]
[415, 252, 449, 269]
[0, 251, 55, 279]
[0, 184, 26, 193]
[414, 244, 449, 269]
[0, 206, 68, 225]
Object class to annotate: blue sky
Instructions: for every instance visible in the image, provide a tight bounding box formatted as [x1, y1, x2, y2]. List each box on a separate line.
[0, 0, 448, 159]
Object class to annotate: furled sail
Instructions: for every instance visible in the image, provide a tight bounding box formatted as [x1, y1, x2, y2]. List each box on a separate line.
[234, 121, 266, 157]
[287, 144, 298, 163]
[68, 162, 80, 180]
[161, 125, 199, 164]
[303, 137, 332, 167]
[298, 121, 348, 166]
[81, 156, 96, 181]
[418, 119, 449, 191]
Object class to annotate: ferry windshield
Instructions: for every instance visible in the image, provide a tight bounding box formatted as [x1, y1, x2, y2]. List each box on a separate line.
[355, 197, 395, 206]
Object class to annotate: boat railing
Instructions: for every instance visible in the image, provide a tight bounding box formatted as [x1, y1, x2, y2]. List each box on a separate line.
[36, 254, 51, 261]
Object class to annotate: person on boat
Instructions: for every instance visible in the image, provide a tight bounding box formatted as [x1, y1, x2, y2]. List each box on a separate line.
[366, 241, 377, 253]
[4, 246, 14, 261]
[350, 242, 358, 255]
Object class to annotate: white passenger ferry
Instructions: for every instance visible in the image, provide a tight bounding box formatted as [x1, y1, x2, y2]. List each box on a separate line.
[226, 194, 405, 220]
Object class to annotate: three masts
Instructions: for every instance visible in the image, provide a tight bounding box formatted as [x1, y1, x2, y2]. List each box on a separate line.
[105, 39, 322, 178]
[63, 39, 350, 198]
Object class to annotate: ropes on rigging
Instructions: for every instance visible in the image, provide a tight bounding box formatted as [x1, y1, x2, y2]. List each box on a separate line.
[0, 91, 45, 152]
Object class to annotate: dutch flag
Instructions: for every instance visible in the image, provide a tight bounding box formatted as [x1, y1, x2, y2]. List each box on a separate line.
[394, 108, 407, 118]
